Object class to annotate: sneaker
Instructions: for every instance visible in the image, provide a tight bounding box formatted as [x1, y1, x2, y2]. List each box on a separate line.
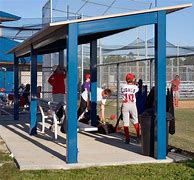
[133, 136, 141, 144]
[135, 138, 140, 144]
[125, 139, 130, 144]
[49, 125, 54, 132]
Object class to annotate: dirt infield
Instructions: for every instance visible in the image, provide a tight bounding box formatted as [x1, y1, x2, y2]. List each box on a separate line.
[177, 100, 194, 109]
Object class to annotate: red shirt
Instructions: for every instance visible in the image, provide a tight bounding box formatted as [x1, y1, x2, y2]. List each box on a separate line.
[48, 73, 66, 94]
[171, 79, 180, 91]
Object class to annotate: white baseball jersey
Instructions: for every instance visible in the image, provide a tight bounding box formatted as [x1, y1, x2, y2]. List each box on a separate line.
[81, 87, 106, 105]
[120, 83, 139, 103]
[120, 83, 139, 126]
[97, 87, 106, 105]
[81, 89, 89, 101]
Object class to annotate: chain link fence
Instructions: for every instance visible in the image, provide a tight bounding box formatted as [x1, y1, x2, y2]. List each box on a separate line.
[97, 61, 194, 100]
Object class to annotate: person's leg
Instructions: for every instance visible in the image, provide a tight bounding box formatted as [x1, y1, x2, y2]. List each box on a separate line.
[130, 103, 140, 138]
[52, 93, 64, 103]
[51, 94, 62, 128]
[122, 103, 130, 143]
[77, 96, 87, 119]
[52, 94, 57, 102]
[134, 123, 140, 137]
[175, 91, 179, 107]
[63, 94, 66, 103]
[173, 91, 177, 107]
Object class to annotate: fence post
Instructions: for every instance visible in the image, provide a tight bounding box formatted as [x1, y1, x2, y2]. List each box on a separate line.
[116, 63, 120, 119]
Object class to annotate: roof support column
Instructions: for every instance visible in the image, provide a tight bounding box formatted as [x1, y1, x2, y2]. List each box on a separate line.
[59, 50, 64, 68]
[59, 50, 65, 102]
[14, 53, 19, 121]
[66, 23, 78, 163]
[150, 59, 154, 88]
[29, 45, 38, 135]
[90, 40, 98, 127]
[154, 11, 166, 159]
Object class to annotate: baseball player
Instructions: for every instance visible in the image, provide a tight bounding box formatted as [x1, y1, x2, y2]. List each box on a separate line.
[171, 75, 180, 107]
[81, 74, 91, 93]
[77, 87, 111, 123]
[77, 74, 91, 120]
[97, 88, 111, 123]
[120, 73, 140, 144]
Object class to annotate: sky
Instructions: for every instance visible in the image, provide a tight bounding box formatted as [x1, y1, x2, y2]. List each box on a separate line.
[0, 0, 194, 46]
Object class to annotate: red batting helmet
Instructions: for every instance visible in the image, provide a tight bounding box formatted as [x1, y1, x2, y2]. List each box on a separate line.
[85, 74, 90, 79]
[110, 114, 116, 120]
[126, 73, 135, 82]
[0, 88, 5, 92]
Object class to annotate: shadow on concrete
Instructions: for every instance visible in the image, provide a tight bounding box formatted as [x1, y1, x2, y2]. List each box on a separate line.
[0, 113, 66, 143]
[0, 113, 144, 162]
[0, 114, 67, 161]
[79, 131, 142, 155]
[1, 124, 66, 162]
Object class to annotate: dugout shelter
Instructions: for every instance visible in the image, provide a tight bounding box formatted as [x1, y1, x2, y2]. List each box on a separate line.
[9, 3, 192, 163]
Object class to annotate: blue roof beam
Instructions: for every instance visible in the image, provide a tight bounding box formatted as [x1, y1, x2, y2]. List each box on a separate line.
[0, 11, 20, 22]
[79, 12, 157, 36]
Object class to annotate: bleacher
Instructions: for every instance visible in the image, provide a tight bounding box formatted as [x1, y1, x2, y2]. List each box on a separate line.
[179, 81, 194, 99]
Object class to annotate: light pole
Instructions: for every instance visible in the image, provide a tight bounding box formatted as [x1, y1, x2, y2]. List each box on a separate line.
[155, 0, 157, 7]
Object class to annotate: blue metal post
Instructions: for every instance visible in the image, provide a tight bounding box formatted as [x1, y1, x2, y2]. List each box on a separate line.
[14, 53, 19, 121]
[29, 45, 38, 135]
[59, 50, 64, 68]
[154, 11, 166, 159]
[90, 40, 97, 126]
[66, 23, 78, 163]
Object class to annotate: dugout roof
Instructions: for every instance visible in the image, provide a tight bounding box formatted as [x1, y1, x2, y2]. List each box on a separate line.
[9, 3, 192, 58]
[0, 11, 20, 23]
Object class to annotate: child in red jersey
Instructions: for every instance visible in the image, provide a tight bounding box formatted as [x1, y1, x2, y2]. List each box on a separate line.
[171, 75, 180, 107]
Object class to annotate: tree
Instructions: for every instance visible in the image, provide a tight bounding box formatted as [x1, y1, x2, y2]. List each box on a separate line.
[183, 56, 194, 65]
[103, 55, 126, 63]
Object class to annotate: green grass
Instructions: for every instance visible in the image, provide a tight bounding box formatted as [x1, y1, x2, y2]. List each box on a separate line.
[0, 154, 194, 180]
[169, 108, 194, 153]
[0, 153, 12, 163]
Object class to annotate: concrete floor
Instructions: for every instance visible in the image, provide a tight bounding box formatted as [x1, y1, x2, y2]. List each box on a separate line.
[0, 114, 176, 170]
